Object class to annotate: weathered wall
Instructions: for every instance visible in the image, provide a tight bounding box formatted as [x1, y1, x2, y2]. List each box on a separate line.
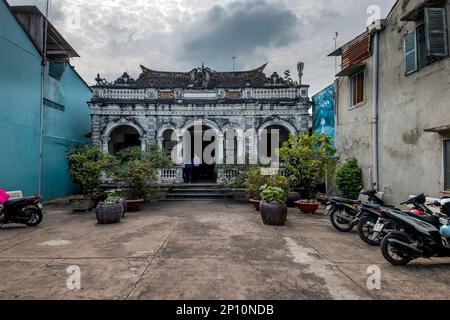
[377, 0, 450, 203]
[335, 0, 450, 204]
[335, 51, 375, 188]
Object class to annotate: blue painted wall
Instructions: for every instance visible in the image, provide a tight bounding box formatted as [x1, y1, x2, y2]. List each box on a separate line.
[0, 0, 92, 200]
[42, 64, 92, 200]
[312, 84, 335, 145]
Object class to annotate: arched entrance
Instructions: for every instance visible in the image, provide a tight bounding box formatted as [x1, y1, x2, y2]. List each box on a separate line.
[183, 125, 218, 182]
[107, 125, 141, 155]
[258, 122, 295, 161]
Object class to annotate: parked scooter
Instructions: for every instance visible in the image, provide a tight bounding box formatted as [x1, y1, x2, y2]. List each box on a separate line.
[328, 187, 385, 232]
[0, 195, 44, 227]
[380, 199, 450, 266]
[357, 194, 433, 246]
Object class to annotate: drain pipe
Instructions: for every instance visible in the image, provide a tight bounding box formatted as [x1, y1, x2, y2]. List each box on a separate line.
[372, 30, 380, 187]
[38, 0, 50, 196]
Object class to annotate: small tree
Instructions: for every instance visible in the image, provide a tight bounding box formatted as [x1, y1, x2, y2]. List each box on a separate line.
[66, 145, 114, 198]
[334, 158, 363, 199]
[279, 133, 337, 200]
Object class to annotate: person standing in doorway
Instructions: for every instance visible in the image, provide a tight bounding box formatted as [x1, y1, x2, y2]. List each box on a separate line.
[183, 158, 193, 183]
[193, 154, 201, 183]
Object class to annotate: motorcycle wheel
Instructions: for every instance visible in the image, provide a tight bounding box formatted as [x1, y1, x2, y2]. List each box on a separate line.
[24, 207, 43, 227]
[330, 209, 354, 232]
[381, 233, 413, 266]
[357, 215, 383, 246]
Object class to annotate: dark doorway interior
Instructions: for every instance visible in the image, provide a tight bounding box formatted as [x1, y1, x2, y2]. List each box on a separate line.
[185, 125, 217, 183]
[108, 126, 141, 155]
[260, 125, 291, 159]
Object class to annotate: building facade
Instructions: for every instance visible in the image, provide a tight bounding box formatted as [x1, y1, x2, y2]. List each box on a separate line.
[331, 0, 450, 203]
[89, 63, 311, 182]
[0, 1, 92, 200]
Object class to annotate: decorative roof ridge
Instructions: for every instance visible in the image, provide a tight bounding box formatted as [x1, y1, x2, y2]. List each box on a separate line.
[139, 63, 268, 75]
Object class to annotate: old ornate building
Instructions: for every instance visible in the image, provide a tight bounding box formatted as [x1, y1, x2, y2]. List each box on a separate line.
[89, 63, 310, 182]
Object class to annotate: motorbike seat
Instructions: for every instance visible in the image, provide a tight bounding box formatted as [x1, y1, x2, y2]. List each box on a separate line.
[331, 197, 360, 205]
[4, 197, 35, 207]
[409, 213, 439, 226]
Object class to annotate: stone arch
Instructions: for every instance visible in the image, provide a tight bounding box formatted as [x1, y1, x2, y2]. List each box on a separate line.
[157, 123, 179, 153]
[102, 120, 145, 153]
[257, 119, 297, 136]
[257, 119, 296, 161]
[181, 118, 223, 136]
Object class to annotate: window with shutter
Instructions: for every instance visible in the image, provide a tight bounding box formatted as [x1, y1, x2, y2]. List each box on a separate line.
[404, 29, 418, 74]
[425, 7, 449, 57]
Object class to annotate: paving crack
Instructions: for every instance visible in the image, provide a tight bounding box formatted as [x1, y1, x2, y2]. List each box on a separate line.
[124, 214, 186, 300]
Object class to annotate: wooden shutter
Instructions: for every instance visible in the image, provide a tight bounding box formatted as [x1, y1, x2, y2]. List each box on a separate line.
[425, 7, 449, 57]
[404, 29, 417, 74]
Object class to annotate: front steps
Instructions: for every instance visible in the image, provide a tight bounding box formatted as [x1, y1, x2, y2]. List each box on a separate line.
[161, 183, 234, 201]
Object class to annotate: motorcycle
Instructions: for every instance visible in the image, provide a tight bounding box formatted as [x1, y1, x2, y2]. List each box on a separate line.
[357, 194, 433, 246]
[328, 187, 385, 232]
[380, 199, 450, 266]
[0, 195, 44, 227]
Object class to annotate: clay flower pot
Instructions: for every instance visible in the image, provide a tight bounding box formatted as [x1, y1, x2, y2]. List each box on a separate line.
[126, 199, 144, 211]
[296, 200, 320, 214]
[95, 203, 123, 224]
[249, 199, 262, 211]
[260, 201, 288, 226]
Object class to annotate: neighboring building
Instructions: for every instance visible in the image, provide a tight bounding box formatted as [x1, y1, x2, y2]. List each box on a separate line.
[330, 0, 450, 203]
[0, 1, 92, 200]
[89, 63, 311, 182]
[312, 84, 335, 144]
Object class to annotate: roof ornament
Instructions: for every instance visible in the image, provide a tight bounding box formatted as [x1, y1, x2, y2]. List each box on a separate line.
[297, 61, 304, 85]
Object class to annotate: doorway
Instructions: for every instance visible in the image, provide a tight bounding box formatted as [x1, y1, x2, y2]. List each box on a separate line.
[183, 125, 218, 183]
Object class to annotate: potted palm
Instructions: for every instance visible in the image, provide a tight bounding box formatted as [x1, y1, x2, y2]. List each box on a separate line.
[279, 133, 337, 214]
[259, 185, 288, 226]
[66, 145, 114, 212]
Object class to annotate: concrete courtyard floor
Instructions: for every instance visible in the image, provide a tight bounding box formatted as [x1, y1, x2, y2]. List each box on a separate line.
[1, 200, 450, 300]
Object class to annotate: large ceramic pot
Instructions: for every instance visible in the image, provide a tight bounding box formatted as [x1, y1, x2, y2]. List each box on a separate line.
[126, 199, 144, 211]
[286, 192, 302, 208]
[95, 203, 123, 224]
[249, 199, 262, 211]
[70, 197, 94, 212]
[260, 201, 288, 226]
[296, 200, 320, 214]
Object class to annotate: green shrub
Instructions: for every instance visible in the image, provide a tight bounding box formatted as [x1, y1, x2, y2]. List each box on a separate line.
[333, 158, 363, 199]
[66, 145, 114, 198]
[259, 185, 287, 203]
[116, 160, 156, 200]
[279, 132, 337, 199]
[244, 167, 289, 199]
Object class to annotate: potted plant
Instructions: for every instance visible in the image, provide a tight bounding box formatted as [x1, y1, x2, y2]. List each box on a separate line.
[259, 185, 288, 226]
[66, 145, 114, 212]
[279, 133, 337, 214]
[95, 190, 123, 224]
[244, 167, 289, 211]
[115, 147, 157, 211]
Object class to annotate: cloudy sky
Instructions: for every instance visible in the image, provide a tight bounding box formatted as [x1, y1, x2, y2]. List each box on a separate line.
[9, 0, 396, 95]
